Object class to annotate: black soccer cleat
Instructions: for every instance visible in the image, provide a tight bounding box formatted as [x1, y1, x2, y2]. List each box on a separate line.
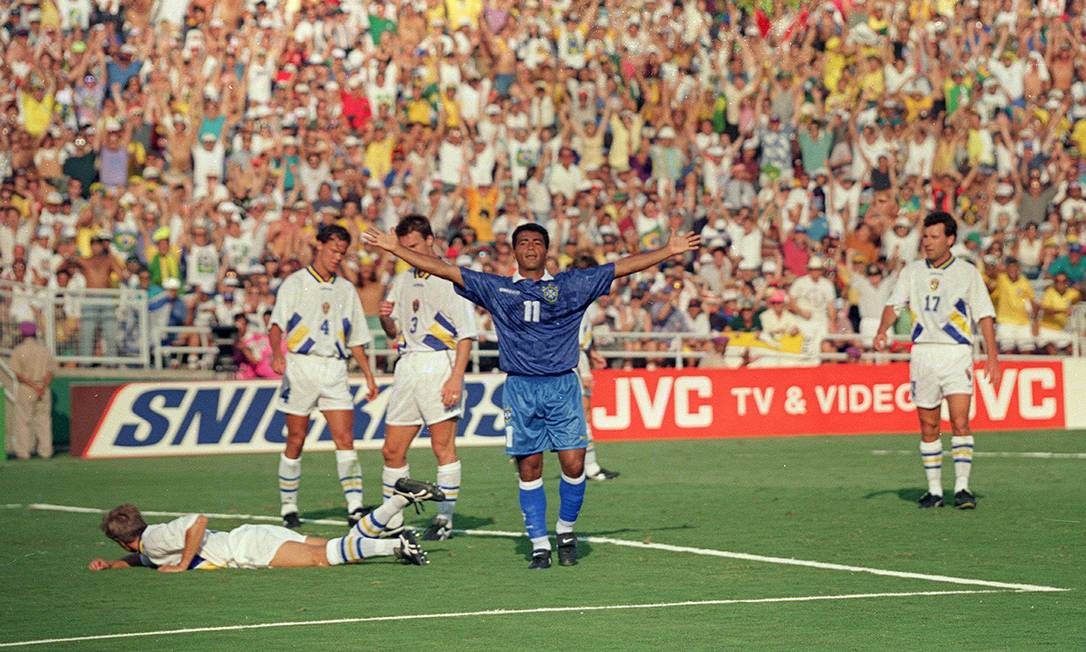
[917, 492, 944, 509]
[347, 507, 366, 526]
[586, 467, 620, 481]
[282, 511, 302, 529]
[394, 530, 429, 566]
[528, 548, 552, 570]
[556, 533, 578, 566]
[393, 478, 446, 503]
[954, 490, 977, 510]
[422, 516, 453, 541]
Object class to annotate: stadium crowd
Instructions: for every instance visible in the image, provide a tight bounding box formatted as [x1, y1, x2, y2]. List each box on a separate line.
[1, 0, 1085, 370]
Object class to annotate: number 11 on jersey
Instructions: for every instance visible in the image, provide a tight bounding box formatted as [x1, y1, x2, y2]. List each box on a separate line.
[522, 300, 541, 322]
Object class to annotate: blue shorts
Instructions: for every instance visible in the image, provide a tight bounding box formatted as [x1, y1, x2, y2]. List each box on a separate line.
[503, 372, 587, 456]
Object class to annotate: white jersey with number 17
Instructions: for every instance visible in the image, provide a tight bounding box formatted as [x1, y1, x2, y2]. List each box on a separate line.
[886, 256, 995, 346]
[270, 266, 371, 359]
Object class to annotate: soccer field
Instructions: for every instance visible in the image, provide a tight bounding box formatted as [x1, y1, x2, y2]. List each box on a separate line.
[2, 431, 1084, 650]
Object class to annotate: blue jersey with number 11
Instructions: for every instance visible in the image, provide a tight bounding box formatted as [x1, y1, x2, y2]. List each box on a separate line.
[456, 264, 615, 375]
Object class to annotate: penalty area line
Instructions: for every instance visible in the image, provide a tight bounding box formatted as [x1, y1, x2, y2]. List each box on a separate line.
[0, 589, 1021, 648]
[27, 503, 1071, 594]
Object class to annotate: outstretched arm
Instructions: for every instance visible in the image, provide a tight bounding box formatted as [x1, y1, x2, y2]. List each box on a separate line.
[363, 229, 464, 286]
[613, 230, 701, 279]
[88, 554, 142, 571]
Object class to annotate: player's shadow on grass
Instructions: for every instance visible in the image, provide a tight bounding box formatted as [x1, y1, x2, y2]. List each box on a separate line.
[863, 488, 925, 503]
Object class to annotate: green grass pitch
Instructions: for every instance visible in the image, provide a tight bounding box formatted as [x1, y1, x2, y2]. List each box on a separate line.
[1, 431, 1084, 649]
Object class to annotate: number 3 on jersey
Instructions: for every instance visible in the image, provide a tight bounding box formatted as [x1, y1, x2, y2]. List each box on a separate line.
[923, 295, 940, 312]
[522, 300, 541, 322]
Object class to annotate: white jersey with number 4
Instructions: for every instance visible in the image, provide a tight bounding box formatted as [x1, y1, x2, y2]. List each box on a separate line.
[271, 267, 371, 359]
[387, 268, 477, 353]
[886, 256, 995, 346]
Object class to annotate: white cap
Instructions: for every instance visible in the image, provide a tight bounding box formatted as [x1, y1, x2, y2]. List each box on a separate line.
[808, 255, 826, 269]
[485, 104, 501, 115]
[657, 126, 676, 139]
[706, 146, 725, 157]
[995, 183, 1014, 196]
[46, 191, 63, 204]
[163, 278, 181, 290]
[217, 202, 240, 213]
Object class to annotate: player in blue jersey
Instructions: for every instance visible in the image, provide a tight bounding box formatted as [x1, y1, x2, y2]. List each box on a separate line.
[365, 223, 700, 568]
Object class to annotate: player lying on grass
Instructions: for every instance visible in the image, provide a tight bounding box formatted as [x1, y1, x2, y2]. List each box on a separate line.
[87, 479, 444, 571]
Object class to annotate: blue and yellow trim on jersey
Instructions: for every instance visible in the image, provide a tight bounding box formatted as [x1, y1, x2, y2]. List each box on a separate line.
[285, 312, 316, 354]
[925, 255, 955, 270]
[306, 266, 336, 283]
[942, 298, 972, 345]
[910, 308, 924, 342]
[422, 311, 459, 351]
[334, 318, 351, 359]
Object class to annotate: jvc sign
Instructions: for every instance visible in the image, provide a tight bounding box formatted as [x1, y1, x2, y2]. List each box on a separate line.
[590, 361, 1067, 440]
[80, 375, 507, 458]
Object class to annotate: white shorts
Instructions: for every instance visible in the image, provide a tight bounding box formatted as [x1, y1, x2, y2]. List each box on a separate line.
[1037, 326, 1073, 349]
[227, 524, 307, 569]
[909, 344, 974, 410]
[385, 350, 462, 426]
[277, 354, 353, 416]
[996, 323, 1035, 351]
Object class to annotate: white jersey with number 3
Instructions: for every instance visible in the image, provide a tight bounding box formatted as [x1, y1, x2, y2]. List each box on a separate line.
[387, 268, 477, 353]
[886, 256, 995, 346]
[270, 267, 371, 359]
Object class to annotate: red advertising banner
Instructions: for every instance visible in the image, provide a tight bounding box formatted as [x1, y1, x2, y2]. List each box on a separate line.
[589, 361, 1065, 440]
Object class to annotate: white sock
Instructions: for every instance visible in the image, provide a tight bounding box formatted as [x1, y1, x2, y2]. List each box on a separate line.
[920, 439, 943, 496]
[278, 454, 301, 516]
[584, 432, 601, 476]
[436, 460, 461, 523]
[335, 450, 363, 513]
[381, 465, 409, 531]
[952, 435, 974, 493]
[325, 535, 397, 564]
[530, 536, 551, 551]
[354, 494, 410, 538]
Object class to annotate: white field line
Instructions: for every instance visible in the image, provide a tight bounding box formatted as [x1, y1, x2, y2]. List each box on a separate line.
[872, 449, 1086, 460]
[0, 589, 1019, 648]
[25, 503, 1070, 593]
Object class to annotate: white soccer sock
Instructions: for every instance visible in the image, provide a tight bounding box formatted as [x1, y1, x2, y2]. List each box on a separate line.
[325, 535, 397, 564]
[381, 465, 409, 531]
[436, 460, 461, 523]
[335, 450, 363, 513]
[920, 439, 943, 496]
[278, 454, 301, 516]
[353, 495, 410, 538]
[951, 435, 974, 493]
[584, 426, 601, 476]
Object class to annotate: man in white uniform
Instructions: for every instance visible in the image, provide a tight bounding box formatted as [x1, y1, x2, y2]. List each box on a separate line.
[87, 479, 444, 572]
[573, 255, 619, 481]
[875, 212, 1001, 510]
[789, 255, 836, 348]
[378, 216, 477, 541]
[269, 225, 380, 529]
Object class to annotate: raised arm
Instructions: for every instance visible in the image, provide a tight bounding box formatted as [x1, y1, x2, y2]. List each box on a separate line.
[613, 229, 701, 279]
[364, 228, 464, 286]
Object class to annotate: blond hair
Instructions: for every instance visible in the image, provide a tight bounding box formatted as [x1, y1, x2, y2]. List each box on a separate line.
[101, 504, 147, 544]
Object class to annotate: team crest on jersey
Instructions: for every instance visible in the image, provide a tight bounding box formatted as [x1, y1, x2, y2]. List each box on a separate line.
[322, 302, 330, 314]
[929, 279, 939, 291]
[541, 284, 559, 304]
[412, 299, 420, 313]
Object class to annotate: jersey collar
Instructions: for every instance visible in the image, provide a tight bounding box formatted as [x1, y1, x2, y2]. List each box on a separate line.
[511, 271, 555, 284]
[306, 265, 336, 283]
[925, 254, 955, 270]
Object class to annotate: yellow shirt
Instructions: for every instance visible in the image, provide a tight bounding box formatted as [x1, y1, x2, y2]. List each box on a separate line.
[19, 91, 55, 137]
[405, 98, 432, 125]
[992, 273, 1034, 326]
[1070, 119, 1086, 154]
[439, 95, 460, 129]
[364, 136, 395, 181]
[464, 186, 498, 242]
[1039, 286, 1080, 331]
[445, 0, 482, 28]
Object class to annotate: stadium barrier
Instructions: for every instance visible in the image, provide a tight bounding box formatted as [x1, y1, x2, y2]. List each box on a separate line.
[71, 359, 1086, 459]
